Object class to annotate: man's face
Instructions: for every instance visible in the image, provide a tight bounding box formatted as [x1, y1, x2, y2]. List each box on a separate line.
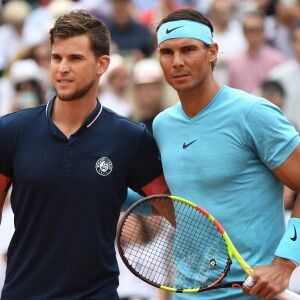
[158, 38, 216, 93]
[50, 34, 104, 102]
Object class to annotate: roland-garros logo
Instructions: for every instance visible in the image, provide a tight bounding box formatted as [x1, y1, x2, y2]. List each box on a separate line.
[95, 157, 113, 176]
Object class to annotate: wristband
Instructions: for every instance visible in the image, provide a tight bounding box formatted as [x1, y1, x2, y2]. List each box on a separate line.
[275, 218, 300, 265]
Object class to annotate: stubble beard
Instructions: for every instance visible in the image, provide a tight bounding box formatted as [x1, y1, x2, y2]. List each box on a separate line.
[57, 79, 96, 101]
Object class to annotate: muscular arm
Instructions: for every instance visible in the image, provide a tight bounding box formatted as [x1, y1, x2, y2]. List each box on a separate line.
[272, 144, 300, 218]
[244, 144, 300, 299]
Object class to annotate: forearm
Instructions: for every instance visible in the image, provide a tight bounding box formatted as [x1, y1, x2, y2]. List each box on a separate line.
[291, 190, 300, 218]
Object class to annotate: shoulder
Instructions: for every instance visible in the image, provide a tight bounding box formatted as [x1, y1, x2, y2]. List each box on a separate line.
[219, 86, 281, 120]
[221, 85, 263, 106]
[0, 104, 46, 129]
[102, 106, 148, 136]
[153, 103, 180, 124]
[0, 104, 47, 147]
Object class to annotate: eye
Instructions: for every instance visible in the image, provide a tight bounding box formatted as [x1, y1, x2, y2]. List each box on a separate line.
[159, 48, 173, 56]
[51, 55, 61, 62]
[183, 47, 194, 53]
[68, 55, 82, 62]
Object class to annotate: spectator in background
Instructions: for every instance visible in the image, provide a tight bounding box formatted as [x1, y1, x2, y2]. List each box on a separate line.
[228, 10, 286, 93]
[10, 39, 54, 100]
[130, 58, 165, 134]
[8, 59, 45, 112]
[138, 0, 185, 29]
[208, 0, 246, 85]
[22, 0, 58, 47]
[259, 79, 285, 109]
[267, 21, 300, 131]
[256, 0, 277, 16]
[105, 0, 155, 59]
[29, 41, 54, 100]
[98, 53, 132, 117]
[74, 0, 112, 20]
[265, 0, 300, 58]
[0, 0, 32, 74]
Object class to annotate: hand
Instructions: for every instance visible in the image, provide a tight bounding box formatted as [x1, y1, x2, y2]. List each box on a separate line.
[242, 257, 297, 299]
[151, 196, 176, 228]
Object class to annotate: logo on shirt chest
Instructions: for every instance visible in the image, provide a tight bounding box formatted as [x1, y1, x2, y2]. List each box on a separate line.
[95, 157, 113, 176]
[183, 139, 197, 149]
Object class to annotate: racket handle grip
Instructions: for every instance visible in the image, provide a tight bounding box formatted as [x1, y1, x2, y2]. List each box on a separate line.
[277, 289, 300, 300]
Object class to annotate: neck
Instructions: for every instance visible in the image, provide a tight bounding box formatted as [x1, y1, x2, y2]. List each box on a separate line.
[51, 97, 98, 138]
[179, 78, 221, 118]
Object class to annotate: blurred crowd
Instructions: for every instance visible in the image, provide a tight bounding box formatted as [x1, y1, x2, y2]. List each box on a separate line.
[0, 0, 300, 299]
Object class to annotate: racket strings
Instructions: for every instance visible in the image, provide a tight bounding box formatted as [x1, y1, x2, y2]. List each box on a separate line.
[173, 201, 228, 289]
[118, 197, 230, 290]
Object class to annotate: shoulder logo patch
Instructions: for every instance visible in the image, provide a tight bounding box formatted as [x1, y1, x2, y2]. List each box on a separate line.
[96, 157, 113, 176]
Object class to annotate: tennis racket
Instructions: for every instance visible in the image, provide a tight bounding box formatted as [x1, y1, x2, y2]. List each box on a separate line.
[117, 194, 300, 299]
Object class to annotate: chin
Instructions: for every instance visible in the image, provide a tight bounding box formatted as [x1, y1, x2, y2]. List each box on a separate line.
[57, 93, 76, 101]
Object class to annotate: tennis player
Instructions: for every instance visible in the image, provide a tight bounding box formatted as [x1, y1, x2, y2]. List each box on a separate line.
[0, 10, 169, 300]
[153, 8, 300, 300]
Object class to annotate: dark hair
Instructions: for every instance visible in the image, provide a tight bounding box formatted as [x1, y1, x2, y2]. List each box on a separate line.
[261, 80, 285, 98]
[156, 8, 214, 36]
[49, 9, 110, 57]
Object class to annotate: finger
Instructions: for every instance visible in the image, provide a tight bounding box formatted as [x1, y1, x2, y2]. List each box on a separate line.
[243, 275, 256, 289]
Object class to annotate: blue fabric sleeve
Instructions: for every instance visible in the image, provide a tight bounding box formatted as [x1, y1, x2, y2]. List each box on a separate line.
[244, 101, 300, 169]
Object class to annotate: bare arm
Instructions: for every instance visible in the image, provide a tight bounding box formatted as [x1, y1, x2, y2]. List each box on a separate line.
[243, 144, 300, 299]
[0, 190, 8, 224]
[272, 144, 300, 218]
[157, 289, 172, 300]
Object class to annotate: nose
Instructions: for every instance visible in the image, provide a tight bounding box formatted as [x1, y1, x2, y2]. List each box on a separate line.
[172, 52, 184, 67]
[57, 59, 70, 73]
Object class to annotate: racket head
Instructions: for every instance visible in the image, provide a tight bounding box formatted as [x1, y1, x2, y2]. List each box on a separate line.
[117, 194, 234, 293]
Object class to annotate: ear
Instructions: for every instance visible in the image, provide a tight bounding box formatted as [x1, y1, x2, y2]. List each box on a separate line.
[208, 43, 219, 63]
[97, 55, 110, 76]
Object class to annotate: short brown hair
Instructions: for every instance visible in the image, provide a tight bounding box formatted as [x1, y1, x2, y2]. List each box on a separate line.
[49, 9, 110, 57]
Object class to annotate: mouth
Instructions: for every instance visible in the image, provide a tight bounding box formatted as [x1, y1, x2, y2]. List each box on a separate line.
[56, 79, 73, 88]
[171, 73, 189, 80]
[57, 79, 73, 83]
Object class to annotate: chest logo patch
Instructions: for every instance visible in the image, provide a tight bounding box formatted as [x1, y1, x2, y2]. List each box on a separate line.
[183, 139, 197, 149]
[95, 157, 113, 176]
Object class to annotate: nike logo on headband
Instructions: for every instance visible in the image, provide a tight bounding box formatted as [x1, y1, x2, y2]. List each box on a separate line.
[166, 26, 185, 34]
